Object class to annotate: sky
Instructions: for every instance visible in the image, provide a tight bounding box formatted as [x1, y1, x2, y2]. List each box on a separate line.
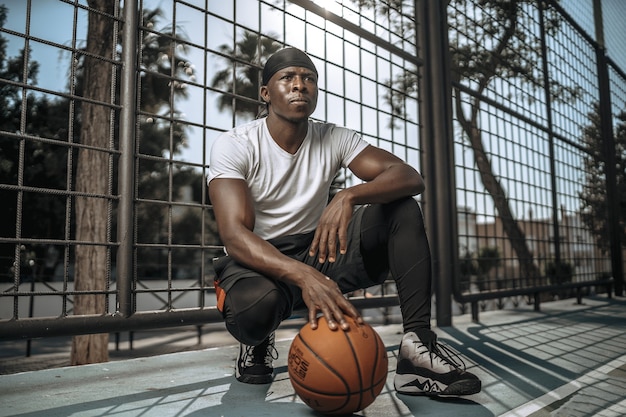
[560, 0, 626, 71]
[2, 0, 624, 223]
[3, 0, 85, 93]
[3, 0, 624, 158]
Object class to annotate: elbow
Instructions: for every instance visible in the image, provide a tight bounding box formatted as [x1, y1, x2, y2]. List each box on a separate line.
[219, 229, 246, 255]
[415, 180, 425, 195]
[412, 181, 425, 197]
[410, 168, 425, 195]
[219, 235, 247, 262]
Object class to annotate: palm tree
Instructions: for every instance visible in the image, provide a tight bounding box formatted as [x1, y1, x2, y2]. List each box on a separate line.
[210, 33, 351, 195]
[211, 31, 282, 119]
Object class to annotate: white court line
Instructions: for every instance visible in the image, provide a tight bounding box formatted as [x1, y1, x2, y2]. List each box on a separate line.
[499, 355, 626, 417]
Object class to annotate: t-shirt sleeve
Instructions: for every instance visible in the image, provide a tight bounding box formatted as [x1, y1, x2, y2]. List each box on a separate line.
[336, 127, 370, 168]
[206, 133, 249, 186]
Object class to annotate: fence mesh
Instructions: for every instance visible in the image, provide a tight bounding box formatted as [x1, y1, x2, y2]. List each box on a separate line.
[0, 0, 622, 332]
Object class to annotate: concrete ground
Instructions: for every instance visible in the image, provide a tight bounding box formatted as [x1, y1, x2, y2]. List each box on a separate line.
[1, 295, 625, 417]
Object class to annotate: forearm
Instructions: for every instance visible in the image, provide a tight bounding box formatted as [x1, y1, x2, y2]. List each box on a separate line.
[221, 226, 313, 287]
[343, 164, 424, 205]
[209, 173, 361, 330]
[210, 177, 314, 287]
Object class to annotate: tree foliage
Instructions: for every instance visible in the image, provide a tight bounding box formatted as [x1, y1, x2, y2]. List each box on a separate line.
[0, 5, 69, 279]
[476, 246, 501, 277]
[580, 104, 626, 253]
[450, 0, 581, 282]
[459, 246, 501, 291]
[544, 259, 575, 284]
[209, 32, 355, 194]
[134, 7, 214, 267]
[0, 2, 206, 281]
[0, 1, 208, 362]
[352, 0, 586, 282]
[211, 31, 282, 119]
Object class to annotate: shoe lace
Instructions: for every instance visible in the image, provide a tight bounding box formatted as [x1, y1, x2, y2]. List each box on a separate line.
[244, 334, 278, 367]
[420, 339, 467, 371]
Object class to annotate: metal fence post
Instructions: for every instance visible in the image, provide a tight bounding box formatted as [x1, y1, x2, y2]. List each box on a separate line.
[538, 2, 563, 281]
[117, 0, 139, 317]
[417, 0, 457, 326]
[593, 0, 624, 296]
[596, 48, 624, 296]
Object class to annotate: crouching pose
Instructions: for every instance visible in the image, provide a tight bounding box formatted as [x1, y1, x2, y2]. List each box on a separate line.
[207, 47, 481, 396]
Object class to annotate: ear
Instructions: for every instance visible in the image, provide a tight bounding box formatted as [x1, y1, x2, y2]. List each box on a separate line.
[260, 86, 270, 104]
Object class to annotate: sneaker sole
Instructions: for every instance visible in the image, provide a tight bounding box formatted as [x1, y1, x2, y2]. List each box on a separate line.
[236, 373, 273, 384]
[394, 375, 481, 396]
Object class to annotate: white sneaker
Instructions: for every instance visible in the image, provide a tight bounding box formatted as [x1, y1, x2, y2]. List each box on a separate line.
[394, 330, 481, 396]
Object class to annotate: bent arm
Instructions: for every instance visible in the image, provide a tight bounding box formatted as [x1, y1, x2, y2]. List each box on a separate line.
[345, 145, 424, 205]
[310, 145, 424, 262]
[209, 178, 303, 283]
[209, 178, 361, 329]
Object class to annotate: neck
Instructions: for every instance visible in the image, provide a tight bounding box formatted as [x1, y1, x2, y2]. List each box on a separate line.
[265, 114, 309, 154]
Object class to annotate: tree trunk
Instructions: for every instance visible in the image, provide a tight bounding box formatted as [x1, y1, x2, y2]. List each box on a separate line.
[454, 91, 542, 287]
[71, 0, 116, 366]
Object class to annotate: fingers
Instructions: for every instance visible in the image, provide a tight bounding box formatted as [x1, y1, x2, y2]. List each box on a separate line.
[323, 304, 361, 331]
[305, 277, 362, 332]
[337, 226, 348, 256]
[315, 298, 362, 332]
[335, 294, 363, 326]
[308, 309, 319, 330]
[325, 230, 338, 263]
[317, 232, 329, 263]
[309, 227, 320, 258]
[320, 303, 344, 330]
[309, 197, 352, 263]
[309, 225, 342, 263]
[310, 310, 346, 331]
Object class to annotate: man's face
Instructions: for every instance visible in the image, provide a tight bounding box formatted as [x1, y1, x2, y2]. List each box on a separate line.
[261, 66, 318, 123]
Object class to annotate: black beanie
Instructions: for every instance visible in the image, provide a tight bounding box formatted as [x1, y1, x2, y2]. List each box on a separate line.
[262, 48, 318, 85]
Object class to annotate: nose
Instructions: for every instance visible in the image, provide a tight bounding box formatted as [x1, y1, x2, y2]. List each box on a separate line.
[291, 75, 306, 91]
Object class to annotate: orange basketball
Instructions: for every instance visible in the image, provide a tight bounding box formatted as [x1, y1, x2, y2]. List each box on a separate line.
[288, 316, 388, 415]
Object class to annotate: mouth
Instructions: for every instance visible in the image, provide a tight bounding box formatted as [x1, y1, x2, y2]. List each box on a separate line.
[289, 96, 309, 104]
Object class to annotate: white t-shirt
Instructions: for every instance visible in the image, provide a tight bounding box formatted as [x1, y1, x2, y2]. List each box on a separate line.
[207, 118, 369, 240]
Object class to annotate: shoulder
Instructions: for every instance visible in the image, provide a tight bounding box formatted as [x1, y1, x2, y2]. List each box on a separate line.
[213, 119, 266, 153]
[308, 120, 357, 141]
[221, 119, 265, 144]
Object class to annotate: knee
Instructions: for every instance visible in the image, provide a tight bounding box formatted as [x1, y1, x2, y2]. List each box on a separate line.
[385, 197, 424, 227]
[224, 287, 285, 346]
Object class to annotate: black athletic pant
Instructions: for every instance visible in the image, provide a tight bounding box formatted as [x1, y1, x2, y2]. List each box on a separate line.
[219, 197, 432, 346]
